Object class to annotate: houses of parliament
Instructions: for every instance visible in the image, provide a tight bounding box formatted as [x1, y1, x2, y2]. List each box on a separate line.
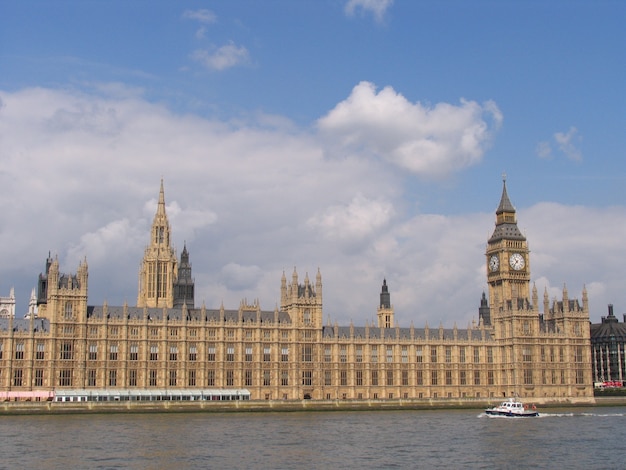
[0, 180, 594, 402]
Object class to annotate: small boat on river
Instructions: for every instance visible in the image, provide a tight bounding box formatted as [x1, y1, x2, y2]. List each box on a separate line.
[485, 398, 539, 417]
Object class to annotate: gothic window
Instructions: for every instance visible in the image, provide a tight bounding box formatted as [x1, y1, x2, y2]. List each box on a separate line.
[35, 369, 44, 387]
[64, 302, 73, 320]
[59, 369, 72, 387]
[356, 345, 363, 363]
[416, 346, 423, 363]
[88, 369, 96, 387]
[386, 370, 393, 386]
[225, 370, 233, 387]
[109, 370, 117, 387]
[109, 344, 119, 361]
[459, 347, 465, 363]
[431, 347, 438, 363]
[324, 370, 332, 386]
[371, 346, 378, 363]
[129, 370, 138, 387]
[188, 345, 197, 361]
[15, 342, 24, 360]
[417, 370, 423, 386]
[246, 370, 253, 387]
[303, 309, 311, 325]
[207, 345, 216, 362]
[356, 370, 363, 386]
[169, 370, 177, 386]
[445, 347, 452, 363]
[245, 345, 253, 362]
[188, 370, 196, 387]
[13, 369, 23, 387]
[302, 345, 312, 362]
[340, 345, 347, 363]
[302, 370, 312, 386]
[371, 370, 379, 386]
[89, 344, 97, 361]
[227, 345, 235, 362]
[149, 369, 157, 386]
[340, 370, 348, 386]
[574, 346, 583, 363]
[169, 346, 178, 361]
[386, 346, 393, 363]
[524, 369, 533, 385]
[130, 345, 138, 361]
[149, 345, 158, 361]
[60, 342, 72, 360]
[281, 346, 289, 362]
[263, 345, 271, 362]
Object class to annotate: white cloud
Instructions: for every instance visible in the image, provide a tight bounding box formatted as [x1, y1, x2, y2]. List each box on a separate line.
[307, 194, 394, 249]
[536, 126, 583, 162]
[318, 81, 502, 178]
[191, 43, 250, 71]
[0, 85, 619, 325]
[345, 0, 394, 22]
[555, 126, 583, 162]
[220, 263, 263, 291]
[536, 141, 552, 159]
[182, 9, 217, 25]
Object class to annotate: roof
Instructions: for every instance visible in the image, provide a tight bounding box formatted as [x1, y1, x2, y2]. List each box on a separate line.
[0, 318, 50, 333]
[322, 326, 489, 342]
[590, 316, 626, 343]
[86, 305, 292, 325]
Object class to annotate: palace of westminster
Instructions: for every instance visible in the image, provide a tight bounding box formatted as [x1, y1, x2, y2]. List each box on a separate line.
[0, 180, 595, 402]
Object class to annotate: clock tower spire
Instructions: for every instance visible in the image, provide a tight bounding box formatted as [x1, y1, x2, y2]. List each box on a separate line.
[485, 175, 531, 312]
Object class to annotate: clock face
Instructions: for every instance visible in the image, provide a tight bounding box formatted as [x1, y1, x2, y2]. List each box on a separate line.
[509, 253, 525, 270]
[489, 255, 499, 272]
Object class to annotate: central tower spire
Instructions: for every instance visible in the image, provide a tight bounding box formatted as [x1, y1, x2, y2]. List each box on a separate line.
[137, 180, 178, 308]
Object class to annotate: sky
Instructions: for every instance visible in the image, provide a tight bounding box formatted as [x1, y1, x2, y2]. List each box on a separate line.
[0, 0, 624, 326]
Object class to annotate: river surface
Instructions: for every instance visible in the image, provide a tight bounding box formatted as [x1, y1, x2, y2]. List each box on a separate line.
[1, 407, 623, 469]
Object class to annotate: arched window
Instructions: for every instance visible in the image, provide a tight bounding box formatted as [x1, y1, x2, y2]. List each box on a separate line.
[64, 302, 73, 320]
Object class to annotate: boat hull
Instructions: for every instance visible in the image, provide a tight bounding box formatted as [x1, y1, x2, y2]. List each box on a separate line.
[485, 409, 539, 417]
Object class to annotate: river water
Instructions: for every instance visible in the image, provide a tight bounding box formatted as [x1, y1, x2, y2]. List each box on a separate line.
[1, 407, 623, 469]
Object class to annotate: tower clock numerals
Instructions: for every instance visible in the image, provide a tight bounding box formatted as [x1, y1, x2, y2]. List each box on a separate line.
[509, 253, 525, 270]
[489, 255, 499, 272]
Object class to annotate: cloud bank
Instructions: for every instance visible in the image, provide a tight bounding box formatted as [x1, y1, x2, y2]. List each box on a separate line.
[0, 84, 619, 326]
[318, 81, 502, 177]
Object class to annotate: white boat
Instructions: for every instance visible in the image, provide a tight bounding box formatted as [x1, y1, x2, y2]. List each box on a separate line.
[485, 398, 539, 417]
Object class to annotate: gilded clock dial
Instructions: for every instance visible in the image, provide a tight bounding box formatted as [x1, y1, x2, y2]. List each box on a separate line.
[489, 255, 499, 272]
[509, 253, 525, 270]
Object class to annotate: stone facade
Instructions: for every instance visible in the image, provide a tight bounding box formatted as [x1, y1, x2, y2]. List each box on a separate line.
[0, 180, 594, 402]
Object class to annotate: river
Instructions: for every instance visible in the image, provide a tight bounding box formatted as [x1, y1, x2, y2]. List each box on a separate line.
[1, 407, 623, 469]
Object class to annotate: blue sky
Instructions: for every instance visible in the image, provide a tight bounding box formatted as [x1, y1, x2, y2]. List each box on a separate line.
[0, 0, 624, 324]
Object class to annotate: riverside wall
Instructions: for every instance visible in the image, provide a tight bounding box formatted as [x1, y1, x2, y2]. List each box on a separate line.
[0, 396, 605, 415]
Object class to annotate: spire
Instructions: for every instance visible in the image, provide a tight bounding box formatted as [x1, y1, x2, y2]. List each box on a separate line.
[489, 175, 525, 242]
[380, 278, 391, 308]
[496, 173, 516, 215]
[151, 179, 171, 247]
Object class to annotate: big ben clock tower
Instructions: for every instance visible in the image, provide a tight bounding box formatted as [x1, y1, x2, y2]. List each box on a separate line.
[486, 176, 530, 312]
